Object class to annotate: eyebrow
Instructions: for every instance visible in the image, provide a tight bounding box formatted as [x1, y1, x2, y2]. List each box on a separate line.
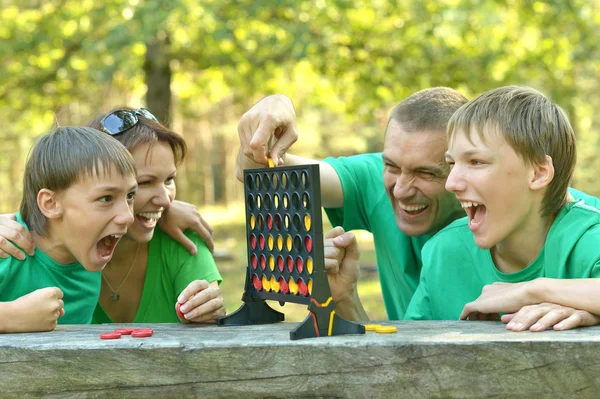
[137, 169, 178, 180]
[94, 184, 138, 193]
[383, 155, 445, 176]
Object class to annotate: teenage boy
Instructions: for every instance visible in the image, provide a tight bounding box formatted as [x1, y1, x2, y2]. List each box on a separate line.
[0, 126, 137, 333]
[403, 86, 600, 331]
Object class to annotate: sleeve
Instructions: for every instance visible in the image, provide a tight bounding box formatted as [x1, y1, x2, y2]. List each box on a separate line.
[323, 153, 385, 232]
[404, 276, 433, 320]
[172, 231, 222, 297]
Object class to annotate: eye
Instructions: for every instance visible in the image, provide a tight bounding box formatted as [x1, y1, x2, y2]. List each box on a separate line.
[126, 191, 137, 201]
[470, 159, 484, 166]
[99, 195, 112, 203]
[165, 176, 175, 184]
[137, 180, 151, 186]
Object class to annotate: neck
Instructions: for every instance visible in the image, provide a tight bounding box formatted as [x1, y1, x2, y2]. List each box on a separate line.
[31, 228, 76, 265]
[108, 235, 141, 266]
[491, 209, 555, 274]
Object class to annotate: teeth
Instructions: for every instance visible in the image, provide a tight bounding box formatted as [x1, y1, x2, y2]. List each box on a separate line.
[398, 202, 427, 212]
[461, 201, 482, 209]
[138, 212, 162, 220]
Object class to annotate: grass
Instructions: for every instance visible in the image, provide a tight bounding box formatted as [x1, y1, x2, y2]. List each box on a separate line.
[203, 202, 388, 322]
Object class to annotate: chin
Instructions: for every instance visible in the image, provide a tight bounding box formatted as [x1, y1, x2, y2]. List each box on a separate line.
[395, 217, 430, 236]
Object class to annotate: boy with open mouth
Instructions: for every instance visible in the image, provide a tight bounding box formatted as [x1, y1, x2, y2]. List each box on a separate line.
[0, 126, 137, 333]
[404, 86, 600, 331]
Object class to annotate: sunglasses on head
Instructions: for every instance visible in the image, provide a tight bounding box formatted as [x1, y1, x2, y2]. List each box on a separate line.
[100, 108, 159, 136]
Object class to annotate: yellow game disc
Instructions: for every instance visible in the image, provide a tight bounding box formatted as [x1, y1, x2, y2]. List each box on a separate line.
[364, 324, 381, 331]
[306, 257, 313, 274]
[304, 214, 311, 231]
[375, 325, 397, 334]
[268, 255, 275, 271]
[268, 157, 275, 168]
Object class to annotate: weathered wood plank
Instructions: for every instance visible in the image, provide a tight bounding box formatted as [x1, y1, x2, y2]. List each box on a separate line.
[1, 321, 600, 398]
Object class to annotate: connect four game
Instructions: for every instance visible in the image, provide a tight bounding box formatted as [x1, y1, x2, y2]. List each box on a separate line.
[217, 163, 365, 340]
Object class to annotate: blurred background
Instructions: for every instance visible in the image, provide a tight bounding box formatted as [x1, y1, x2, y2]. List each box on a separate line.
[1, 0, 599, 321]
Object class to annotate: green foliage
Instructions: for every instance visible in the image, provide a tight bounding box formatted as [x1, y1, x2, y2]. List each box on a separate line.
[1, 0, 600, 209]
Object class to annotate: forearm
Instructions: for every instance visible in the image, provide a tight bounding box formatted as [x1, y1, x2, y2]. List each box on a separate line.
[530, 278, 600, 314]
[284, 154, 343, 208]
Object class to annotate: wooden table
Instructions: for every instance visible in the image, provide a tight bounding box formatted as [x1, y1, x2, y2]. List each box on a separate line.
[1, 321, 600, 398]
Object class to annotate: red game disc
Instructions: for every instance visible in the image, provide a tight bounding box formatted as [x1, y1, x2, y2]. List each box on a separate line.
[100, 332, 121, 340]
[113, 328, 134, 335]
[131, 330, 153, 338]
[176, 302, 185, 320]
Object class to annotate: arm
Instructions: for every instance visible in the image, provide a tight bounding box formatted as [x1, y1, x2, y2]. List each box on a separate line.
[323, 227, 370, 321]
[158, 200, 214, 255]
[0, 287, 64, 333]
[0, 214, 35, 259]
[237, 95, 344, 208]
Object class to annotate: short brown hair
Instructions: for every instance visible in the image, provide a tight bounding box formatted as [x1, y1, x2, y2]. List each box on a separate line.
[388, 87, 468, 134]
[87, 107, 187, 166]
[447, 85, 576, 217]
[20, 126, 137, 235]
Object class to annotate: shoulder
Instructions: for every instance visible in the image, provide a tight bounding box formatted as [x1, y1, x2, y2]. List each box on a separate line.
[151, 227, 211, 260]
[324, 152, 383, 175]
[424, 217, 471, 252]
[568, 187, 600, 209]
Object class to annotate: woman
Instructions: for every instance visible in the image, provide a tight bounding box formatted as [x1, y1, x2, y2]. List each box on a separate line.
[0, 107, 225, 323]
[88, 107, 224, 323]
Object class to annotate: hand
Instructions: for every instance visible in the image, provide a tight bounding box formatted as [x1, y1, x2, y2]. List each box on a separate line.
[0, 213, 35, 260]
[502, 303, 600, 332]
[4, 287, 64, 333]
[237, 94, 298, 180]
[176, 280, 226, 323]
[460, 281, 533, 321]
[158, 200, 214, 254]
[323, 226, 360, 306]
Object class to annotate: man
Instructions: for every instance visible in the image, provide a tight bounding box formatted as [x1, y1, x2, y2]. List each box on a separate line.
[237, 89, 600, 320]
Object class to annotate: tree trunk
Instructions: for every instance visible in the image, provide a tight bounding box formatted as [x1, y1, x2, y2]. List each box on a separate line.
[144, 36, 172, 125]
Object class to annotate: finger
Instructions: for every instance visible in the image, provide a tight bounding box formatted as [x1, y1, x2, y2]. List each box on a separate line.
[324, 258, 339, 274]
[269, 125, 298, 166]
[460, 303, 475, 320]
[336, 232, 359, 260]
[0, 213, 17, 221]
[0, 223, 35, 256]
[190, 221, 214, 254]
[554, 312, 599, 331]
[501, 313, 516, 324]
[324, 226, 345, 240]
[170, 229, 198, 256]
[199, 215, 214, 235]
[184, 294, 224, 320]
[178, 280, 210, 304]
[323, 245, 344, 260]
[249, 119, 277, 165]
[0, 235, 26, 260]
[0, 249, 8, 259]
[51, 287, 64, 299]
[506, 307, 548, 331]
[530, 309, 573, 332]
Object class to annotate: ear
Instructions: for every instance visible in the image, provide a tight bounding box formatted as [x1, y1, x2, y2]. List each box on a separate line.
[37, 189, 64, 219]
[529, 155, 554, 191]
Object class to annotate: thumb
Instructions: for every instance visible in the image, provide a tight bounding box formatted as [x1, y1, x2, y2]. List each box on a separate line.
[324, 226, 345, 240]
[269, 125, 298, 167]
[334, 232, 359, 259]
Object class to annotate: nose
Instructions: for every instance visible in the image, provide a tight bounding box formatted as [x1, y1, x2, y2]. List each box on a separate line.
[392, 174, 417, 199]
[445, 165, 466, 194]
[115, 197, 135, 227]
[151, 185, 174, 208]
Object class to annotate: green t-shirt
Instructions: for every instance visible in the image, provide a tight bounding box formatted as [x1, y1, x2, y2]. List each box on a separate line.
[405, 200, 600, 320]
[0, 214, 100, 324]
[92, 227, 222, 323]
[324, 152, 600, 320]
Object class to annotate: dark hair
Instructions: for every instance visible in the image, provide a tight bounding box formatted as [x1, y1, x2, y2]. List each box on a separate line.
[447, 85, 576, 217]
[387, 87, 468, 134]
[20, 126, 137, 235]
[87, 106, 187, 165]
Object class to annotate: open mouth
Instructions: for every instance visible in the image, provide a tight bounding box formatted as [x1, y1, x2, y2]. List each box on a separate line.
[462, 201, 487, 231]
[136, 212, 162, 230]
[398, 201, 428, 216]
[97, 234, 122, 262]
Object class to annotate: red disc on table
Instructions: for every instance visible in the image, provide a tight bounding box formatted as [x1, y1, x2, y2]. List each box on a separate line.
[253, 274, 262, 291]
[100, 332, 121, 340]
[176, 302, 185, 319]
[287, 256, 293, 273]
[304, 236, 312, 253]
[113, 328, 134, 335]
[131, 330, 153, 338]
[298, 280, 308, 296]
[259, 235, 265, 250]
[250, 235, 257, 249]
[279, 277, 289, 294]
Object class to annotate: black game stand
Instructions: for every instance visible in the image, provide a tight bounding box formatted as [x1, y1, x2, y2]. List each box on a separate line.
[217, 164, 365, 340]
